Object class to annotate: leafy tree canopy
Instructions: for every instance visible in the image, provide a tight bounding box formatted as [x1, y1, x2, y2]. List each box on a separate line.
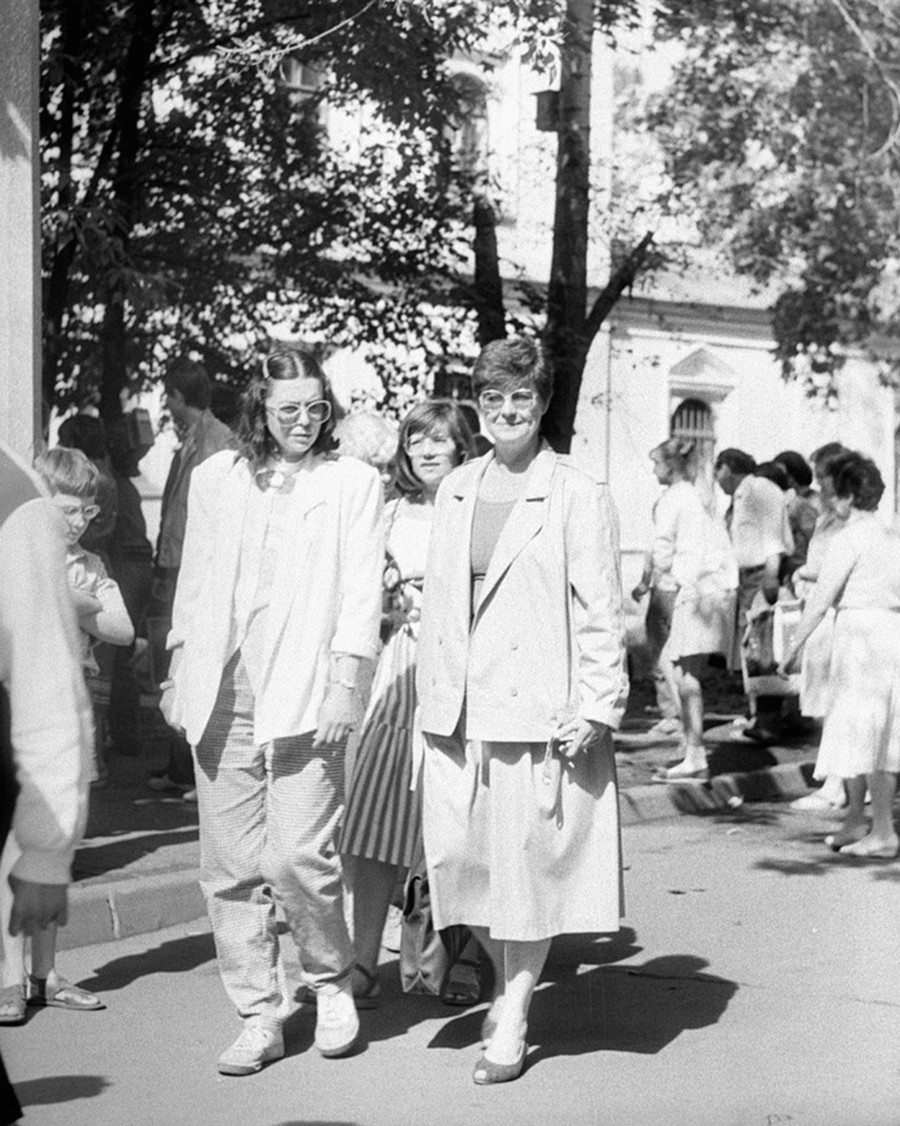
[647, 0, 900, 396]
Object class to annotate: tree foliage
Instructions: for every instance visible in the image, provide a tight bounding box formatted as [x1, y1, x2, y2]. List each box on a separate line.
[40, 0, 482, 416]
[648, 0, 900, 394]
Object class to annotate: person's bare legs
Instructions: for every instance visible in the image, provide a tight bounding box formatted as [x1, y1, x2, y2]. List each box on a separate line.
[472, 928, 550, 1065]
[666, 655, 707, 776]
[28, 925, 57, 979]
[0, 839, 26, 989]
[839, 771, 899, 856]
[347, 856, 399, 983]
[825, 775, 869, 849]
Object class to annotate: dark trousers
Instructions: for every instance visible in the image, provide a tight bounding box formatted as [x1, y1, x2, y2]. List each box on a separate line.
[108, 556, 153, 755]
[148, 567, 195, 786]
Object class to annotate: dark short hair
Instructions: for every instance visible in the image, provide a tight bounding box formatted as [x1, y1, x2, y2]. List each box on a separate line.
[393, 400, 474, 498]
[35, 446, 99, 498]
[236, 347, 337, 470]
[714, 448, 756, 476]
[773, 450, 813, 489]
[825, 450, 884, 512]
[754, 461, 790, 491]
[57, 413, 108, 461]
[810, 441, 848, 477]
[165, 357, 211, 410]
[472, 338, 553, 405]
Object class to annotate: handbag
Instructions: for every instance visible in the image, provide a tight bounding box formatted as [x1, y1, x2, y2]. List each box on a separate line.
[741, 594, 803, 696]
[399, 868, 450, 995]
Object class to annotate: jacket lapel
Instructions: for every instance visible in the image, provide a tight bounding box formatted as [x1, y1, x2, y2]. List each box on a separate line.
[474, 448, 556, 622]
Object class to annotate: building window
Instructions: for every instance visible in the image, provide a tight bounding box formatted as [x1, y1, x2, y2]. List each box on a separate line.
[671, 398, 715, 465]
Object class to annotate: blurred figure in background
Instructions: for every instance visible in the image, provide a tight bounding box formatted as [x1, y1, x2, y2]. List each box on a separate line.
[148, 357, 235, 801]
[714, 448, 794, 744]
[780, 451, 900, 858]
[105, 418, 154, 758]
[0, 440, 93, 1100]
[334, 409, 398, 493]
[641, 439, 737, 781]
[57, 413, 118, 569]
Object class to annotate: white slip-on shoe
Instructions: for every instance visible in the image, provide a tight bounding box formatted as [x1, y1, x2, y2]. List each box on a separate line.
[217, 1022, 284, 1076]
[315, 980, 360, 1058]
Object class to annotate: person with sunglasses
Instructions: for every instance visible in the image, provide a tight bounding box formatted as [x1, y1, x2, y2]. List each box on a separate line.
[160, 347, 384, 1076]
[416, 337, 628, 1084]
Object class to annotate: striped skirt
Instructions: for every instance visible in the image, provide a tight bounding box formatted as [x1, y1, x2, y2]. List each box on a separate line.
[339, 623, 422, 869]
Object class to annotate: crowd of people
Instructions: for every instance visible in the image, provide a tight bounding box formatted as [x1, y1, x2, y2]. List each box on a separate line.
[1, 335, 898, 1112]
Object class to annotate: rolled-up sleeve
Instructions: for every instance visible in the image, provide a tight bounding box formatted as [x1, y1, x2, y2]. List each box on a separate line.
[0, 501, 91, 885]
[566, 479, 629, 730]
[331, 463, 385, 660]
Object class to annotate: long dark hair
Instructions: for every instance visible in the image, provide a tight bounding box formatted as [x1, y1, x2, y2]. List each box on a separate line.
[236, 348, 339, 470]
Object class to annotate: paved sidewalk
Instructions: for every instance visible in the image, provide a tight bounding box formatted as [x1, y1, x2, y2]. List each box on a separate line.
[60, 708, 823, 951]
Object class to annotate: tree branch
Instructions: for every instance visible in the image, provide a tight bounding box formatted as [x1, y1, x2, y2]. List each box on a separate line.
[584, 231, 655, 342]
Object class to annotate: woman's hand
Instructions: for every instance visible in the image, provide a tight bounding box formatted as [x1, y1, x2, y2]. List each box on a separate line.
[313, 684, 357, 749]
[158, 680, 184, 736]
[631, 581, 649, 602]
[72, 587, 103, 620]
[552, 716, 611, 759]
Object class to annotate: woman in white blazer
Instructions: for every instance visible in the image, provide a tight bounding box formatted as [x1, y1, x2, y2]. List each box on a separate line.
[416, 338, 628, 1085]
[161, 349, 383, 1076]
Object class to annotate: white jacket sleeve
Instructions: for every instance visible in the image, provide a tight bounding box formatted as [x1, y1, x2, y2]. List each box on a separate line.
[0, 500, 91, 885]
[565, 478, 629, 730]
[331, 462, 385, 660]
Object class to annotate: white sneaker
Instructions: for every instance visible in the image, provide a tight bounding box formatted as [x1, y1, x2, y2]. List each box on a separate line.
[217, 1022, 284, 1075]
[315, 980, 359, 1058]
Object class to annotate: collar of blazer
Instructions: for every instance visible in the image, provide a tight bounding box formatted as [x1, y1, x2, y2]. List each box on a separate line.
[449, 444, 558, 620]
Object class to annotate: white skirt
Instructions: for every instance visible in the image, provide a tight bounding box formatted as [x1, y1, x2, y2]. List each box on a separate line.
[814, 609, 900, 779]
[422, 729, 623, 942]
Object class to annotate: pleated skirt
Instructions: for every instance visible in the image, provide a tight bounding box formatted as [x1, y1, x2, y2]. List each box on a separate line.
[814, 608, 900, 779]
[422, 729, 623, 942]
[339, 625, 422, 869]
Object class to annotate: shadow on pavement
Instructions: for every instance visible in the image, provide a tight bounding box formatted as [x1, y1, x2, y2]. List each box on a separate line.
[73, 826, 199, 880]
[16, 1074, 111, 1108]
[76, 931, 216, 994]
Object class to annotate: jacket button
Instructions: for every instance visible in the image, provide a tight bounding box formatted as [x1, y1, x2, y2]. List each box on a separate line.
[509, 687, 518, 697]
[510, 641, 519, 651]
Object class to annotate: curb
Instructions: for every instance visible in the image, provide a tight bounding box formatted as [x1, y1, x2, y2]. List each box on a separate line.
[60, 871, 206, 953]
[60, 759, 817, 951]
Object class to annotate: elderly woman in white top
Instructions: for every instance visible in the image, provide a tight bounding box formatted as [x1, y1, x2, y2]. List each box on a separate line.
[642, 439, 737, 780]
[162, 348, 383, 1075]
[417, 338, 628, 1085]
[780, 451, 900, 859]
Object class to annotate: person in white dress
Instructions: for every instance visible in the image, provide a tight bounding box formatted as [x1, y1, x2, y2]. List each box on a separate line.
[641, 439, 738, 780]
[780, 451, 900, 858]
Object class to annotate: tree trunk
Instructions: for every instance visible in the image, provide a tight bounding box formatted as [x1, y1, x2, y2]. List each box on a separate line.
[99, 0, 161, 420]
[542, 0, 593, 453]
[472, 195, 506, 346]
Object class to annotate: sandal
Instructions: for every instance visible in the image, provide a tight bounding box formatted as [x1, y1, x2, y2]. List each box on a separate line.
[441, 957, 482, 1007]
[27, 973, 105, 1011]
[296, 964, 381, 1010]
[0, 984, 26, 1025]
[352, 964, 381, 1010]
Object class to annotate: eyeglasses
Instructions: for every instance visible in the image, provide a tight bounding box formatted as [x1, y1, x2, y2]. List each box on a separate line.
[478, 388, 538, 414]
[57, 502, 100, 521]
[266, 400, 332, 425]
[404, 434, 456, 454]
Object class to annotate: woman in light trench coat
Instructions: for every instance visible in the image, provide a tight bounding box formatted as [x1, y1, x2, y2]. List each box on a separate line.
[416, 337, 629, 1084]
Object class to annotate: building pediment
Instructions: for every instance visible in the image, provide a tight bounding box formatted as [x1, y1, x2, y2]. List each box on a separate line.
[669, 348, 735, 404]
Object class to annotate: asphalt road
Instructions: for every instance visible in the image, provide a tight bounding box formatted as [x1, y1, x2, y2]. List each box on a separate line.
[4, 803, 900, 1126]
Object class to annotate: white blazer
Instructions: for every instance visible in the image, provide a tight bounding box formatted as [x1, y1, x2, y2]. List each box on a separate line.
[168, 450, 384, 747]
[416, 447, 628, 743]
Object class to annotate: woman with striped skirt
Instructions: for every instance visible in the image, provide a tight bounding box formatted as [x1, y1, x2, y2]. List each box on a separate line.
[340, 400, 474, 1005]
